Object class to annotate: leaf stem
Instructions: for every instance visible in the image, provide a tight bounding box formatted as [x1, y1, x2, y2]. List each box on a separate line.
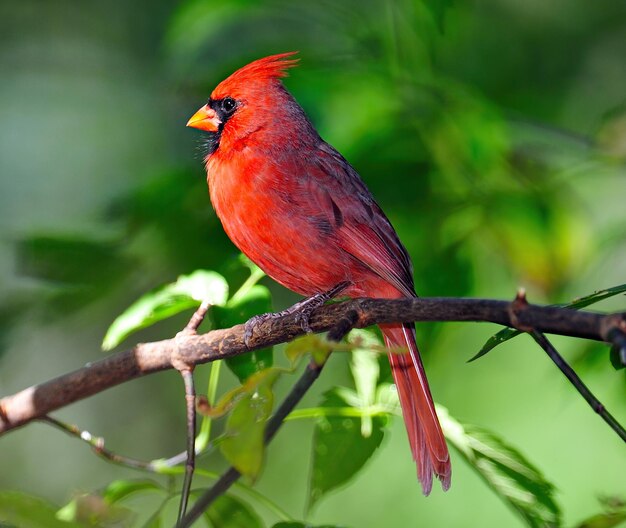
[229, 266, 266, 305]
[196, 360, 222, 451]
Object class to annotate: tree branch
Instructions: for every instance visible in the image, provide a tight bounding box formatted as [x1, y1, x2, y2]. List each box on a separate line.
[1, 296, 624, 435]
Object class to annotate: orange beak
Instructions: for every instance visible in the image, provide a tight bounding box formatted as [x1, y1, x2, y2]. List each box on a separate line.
[186, 104, 221, 133]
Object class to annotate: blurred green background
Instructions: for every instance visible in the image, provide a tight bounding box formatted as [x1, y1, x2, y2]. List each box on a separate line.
[0, 0, 625, 526]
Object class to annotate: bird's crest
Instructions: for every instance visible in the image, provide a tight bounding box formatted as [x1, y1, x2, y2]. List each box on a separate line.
[229, 52, 299, 82]
[212, 52, 299, 99]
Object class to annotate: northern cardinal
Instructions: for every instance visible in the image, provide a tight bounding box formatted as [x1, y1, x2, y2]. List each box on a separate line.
[187, 52, 451, 494]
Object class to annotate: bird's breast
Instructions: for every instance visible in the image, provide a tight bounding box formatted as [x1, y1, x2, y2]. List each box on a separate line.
[206, 151, 353, 295]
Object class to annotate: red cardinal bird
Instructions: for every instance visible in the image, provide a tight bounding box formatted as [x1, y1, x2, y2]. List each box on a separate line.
[187, 52, 451, 494]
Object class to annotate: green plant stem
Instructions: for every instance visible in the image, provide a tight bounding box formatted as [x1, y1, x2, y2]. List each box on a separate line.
[196, 360, 222, 451]
[229, 267, 265, 305]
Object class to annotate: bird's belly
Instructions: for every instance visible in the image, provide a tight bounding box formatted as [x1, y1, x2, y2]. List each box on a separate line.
[211, 179, 350, 296]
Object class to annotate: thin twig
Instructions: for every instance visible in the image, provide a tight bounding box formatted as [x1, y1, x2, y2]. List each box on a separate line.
[530, 330, 626, 442]
[174, 301, 209, 525]
[184, 301, 211, 334]
[41, 414, 212, 471]
[180, 310, 360, 527]
[177, 370, 197, 526]
[40, 415, 153, 470]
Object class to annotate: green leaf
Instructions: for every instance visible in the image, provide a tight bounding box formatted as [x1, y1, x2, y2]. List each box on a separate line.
[213, 284, 274, 382]
[102, 270, 228, 350]
[472, 283, 626, 361]
[205, 494, 264, 528]
[308, 390, 386, 512]
[348, 329, 382, 437]
[285, 334, 333, 366]
[220, 370, 279, 479]
[101, 479, 165, 504]
[0, 491, 80, 528]
[469, 327, 521, 362]
[563, 284, 626, 310]
[438, 405, 561, 528]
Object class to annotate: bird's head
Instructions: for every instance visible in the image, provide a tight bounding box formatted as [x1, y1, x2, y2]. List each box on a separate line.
[187, 52, 308, 157]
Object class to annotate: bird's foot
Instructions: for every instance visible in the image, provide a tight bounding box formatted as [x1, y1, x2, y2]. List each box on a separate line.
[243, 281, 350, 348]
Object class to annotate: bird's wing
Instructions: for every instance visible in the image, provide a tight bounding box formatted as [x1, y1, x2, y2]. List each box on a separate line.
[303, 141, 416, 297]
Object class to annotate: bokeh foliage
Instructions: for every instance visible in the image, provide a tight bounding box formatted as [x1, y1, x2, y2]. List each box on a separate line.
[0, 0, 625, 526]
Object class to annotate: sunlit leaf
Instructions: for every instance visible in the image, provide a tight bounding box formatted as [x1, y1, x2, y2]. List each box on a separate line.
[285, 334, 333, 366]
[0, 491, 80, 527]
[308, 390, 386, 512]
[213, 284, 274, 382]
[349, 329, 381, 437]
[220, 370, 279, 479]
[438, 405, 561, 527]
[102, 270, 228, 350]
[205, 494, 264, 528]
[200, 367, 282, 419]
[472, 283, 626, 361]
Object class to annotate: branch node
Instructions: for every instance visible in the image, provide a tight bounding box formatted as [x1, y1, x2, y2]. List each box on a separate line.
[327, 309, 359, 343]
[508, 288, 533, 333]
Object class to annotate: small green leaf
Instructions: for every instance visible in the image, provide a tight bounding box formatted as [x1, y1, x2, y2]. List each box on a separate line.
[213, 285, 274, 382]
[308, 390, 386, 512]
[565, 284, 626, 310]
[0, 491, 80, 527]
[469, 327, 520, 362]
[438, 405, 561, 528]
[205, 494, 264, 528]
[102, 270, 228, 350]
[285, 334, 333, 366]
[220, 370, 279, 479]
[348, 329, 382, 437]
[473, 283, 626, 361]
[101, 479, 165, 504]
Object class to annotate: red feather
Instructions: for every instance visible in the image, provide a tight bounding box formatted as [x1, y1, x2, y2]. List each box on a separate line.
[189, 53, 452, 494]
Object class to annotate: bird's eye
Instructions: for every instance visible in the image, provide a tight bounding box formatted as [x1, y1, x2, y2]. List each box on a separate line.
[221, 97, 237, 114]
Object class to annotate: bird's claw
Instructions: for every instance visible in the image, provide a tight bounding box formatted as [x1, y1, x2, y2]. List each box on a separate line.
[243, 282, 350, 349]
[244, 312, 281, 349]
[294, 309, 314, 334]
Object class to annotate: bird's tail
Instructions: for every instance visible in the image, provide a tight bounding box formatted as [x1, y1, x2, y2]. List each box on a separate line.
[381, 322, 451, 494]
